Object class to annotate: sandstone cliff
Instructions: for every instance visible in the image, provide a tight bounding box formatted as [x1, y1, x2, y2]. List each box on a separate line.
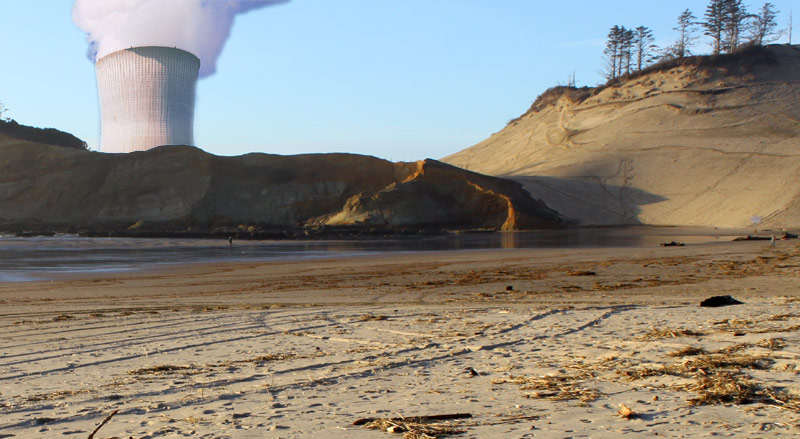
[445, 45, 800, 228]
[0, 137, 565, 235]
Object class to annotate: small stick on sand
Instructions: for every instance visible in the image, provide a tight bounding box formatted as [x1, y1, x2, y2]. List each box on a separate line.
[88, 409, 119, 439]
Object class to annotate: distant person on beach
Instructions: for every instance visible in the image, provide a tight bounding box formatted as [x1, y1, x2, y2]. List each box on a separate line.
[770, 234, 776, 248]
[228, 236, 233, 247]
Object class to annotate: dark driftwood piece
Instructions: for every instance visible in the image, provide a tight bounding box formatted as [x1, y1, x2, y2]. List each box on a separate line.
[353, 413, 473, 426]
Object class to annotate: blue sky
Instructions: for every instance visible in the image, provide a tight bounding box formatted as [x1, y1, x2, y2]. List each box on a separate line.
[1, 0, 796, 161]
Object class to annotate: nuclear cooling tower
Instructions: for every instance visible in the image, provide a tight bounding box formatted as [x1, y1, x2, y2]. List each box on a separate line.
[95, 46, 200, 153]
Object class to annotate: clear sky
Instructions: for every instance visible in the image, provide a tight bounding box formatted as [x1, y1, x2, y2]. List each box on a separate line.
[0, 0, 796, 161]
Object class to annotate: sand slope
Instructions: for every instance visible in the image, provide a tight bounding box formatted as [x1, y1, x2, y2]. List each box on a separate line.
[445, 45, 800, 227]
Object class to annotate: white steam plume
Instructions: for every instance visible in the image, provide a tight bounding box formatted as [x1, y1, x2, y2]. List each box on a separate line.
[72, 0, 288, 78]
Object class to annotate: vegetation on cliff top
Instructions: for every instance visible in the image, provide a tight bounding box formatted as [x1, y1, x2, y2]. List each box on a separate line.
[507, 1, 788, 125]
[0, 119, 88, 151]
[603, 1, 784, 81]
[508, 43, 780, 126]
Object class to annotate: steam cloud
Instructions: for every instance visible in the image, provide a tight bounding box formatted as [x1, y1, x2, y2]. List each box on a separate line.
[72, 0, 288, 78]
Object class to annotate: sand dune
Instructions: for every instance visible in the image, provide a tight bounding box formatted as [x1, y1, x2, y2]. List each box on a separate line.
[445, 45, 800, 228]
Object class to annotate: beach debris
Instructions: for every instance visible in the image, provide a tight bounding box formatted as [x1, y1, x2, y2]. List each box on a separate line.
[686, 371, 760, 406]
[708, 318, 757, 334]
[354, 414, 472, 438]
[660, 241, 685, 247]
[128, 365, 193, 375]
[87, 409, 119, 439]
[493, 371, 602, 404]
[700, 295, 743, 307]
[638, 327, 703, 340]
[617, 403, 637, 419]
[127, 353, 310, 377]
[53, 314, 75, 321]
[717, 341, 752, 354]
[506, 285, 514, 291]
[733, 235, 771, 241]
[768, 313, 799, 321]
[621, 352, 773, 382]
[755, 338, 786, 350]
[567, 270, 596, 276]
[359, 314, 389, 321]
[234, 353, 308, 364]
[668, 346, 707, 357]
[26, 389, 92, 403]
[387, 424, 406, 433]
[618, 348, 800, 411]
[592, 282, 638, 291]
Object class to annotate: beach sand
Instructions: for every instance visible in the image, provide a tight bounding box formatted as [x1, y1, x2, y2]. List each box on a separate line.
[1, 240, 799, 438]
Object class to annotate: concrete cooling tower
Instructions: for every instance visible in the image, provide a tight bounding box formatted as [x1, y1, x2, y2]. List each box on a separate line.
[95, 46, 200, 153]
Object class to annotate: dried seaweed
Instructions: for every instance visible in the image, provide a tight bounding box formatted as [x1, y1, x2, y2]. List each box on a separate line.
[226, 353, 306, 364]
[638, 327, 703, 340]
[620, 351, 800, 410]
[768, 314, 800, 321]
[716, 342, 752, 354]
[668, 346, 707, 357]
[684, 371, 759, 405]
[754, 338, 787, 351]
[493, 371, 601, 404]
[355, 414, 471, 439]
[26, 389, 93, 402]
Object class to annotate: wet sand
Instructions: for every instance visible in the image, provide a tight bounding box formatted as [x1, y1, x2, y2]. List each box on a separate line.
[1, 240, 799, 438]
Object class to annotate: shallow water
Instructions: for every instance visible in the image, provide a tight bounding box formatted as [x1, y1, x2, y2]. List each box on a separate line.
[0, 227, 740, 282]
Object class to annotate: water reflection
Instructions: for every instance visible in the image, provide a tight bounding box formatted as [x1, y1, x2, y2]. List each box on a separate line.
[0, 227, 736, 282]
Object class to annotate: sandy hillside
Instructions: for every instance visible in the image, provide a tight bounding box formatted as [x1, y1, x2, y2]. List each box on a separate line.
[445, 45, 800, 228]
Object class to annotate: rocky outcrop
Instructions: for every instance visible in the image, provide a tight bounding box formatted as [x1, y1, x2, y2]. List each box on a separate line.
[445, 45, 800, 228]
[322, 159, 560, 230]
[0, 138, 566, 235]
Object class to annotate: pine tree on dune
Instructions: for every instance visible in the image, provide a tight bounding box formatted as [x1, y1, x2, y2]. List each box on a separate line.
[749, 3, 781, 46]
[703, 0, 726, 55]
[669, 9, 698, 59]
[721, 0, 748, 53]
[633, 26, 657, 71]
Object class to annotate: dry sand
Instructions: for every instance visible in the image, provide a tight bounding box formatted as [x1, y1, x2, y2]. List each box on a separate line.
[2, 240, 800, 438]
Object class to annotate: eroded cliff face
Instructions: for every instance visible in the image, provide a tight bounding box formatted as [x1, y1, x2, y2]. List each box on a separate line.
[445, 45, 800, 228]
[323, 159, 561, 230]
[0, 138, 566, 234]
